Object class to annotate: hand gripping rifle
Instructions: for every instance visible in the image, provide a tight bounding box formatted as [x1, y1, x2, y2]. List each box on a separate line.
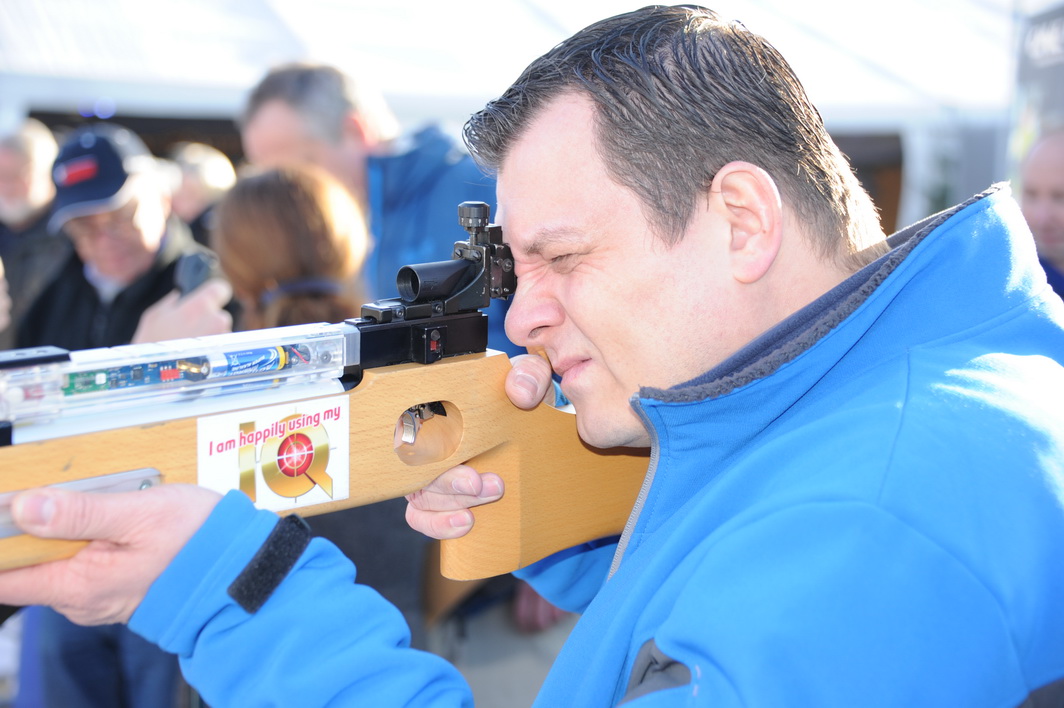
[0, 202, 648, 581]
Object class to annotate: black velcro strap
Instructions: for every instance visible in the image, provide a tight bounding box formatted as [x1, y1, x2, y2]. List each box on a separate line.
[227, 514, 312, 613]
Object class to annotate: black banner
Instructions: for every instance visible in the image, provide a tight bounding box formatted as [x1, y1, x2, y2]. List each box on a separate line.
[1012, 3, 1064, 166]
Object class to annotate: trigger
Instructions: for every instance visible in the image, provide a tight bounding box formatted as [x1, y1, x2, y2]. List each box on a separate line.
[401, 410, 420, 444]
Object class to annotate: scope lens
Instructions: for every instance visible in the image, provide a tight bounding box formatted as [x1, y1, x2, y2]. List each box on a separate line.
[397, 266, 420, 301]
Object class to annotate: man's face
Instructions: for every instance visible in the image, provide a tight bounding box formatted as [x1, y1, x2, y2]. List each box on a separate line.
[0, 146, 52, 227]
[1021, 134, 1064, 271]
[499, 94, 740, 449]
[241, 100, 365, 198]
[63, 188, 166, 285]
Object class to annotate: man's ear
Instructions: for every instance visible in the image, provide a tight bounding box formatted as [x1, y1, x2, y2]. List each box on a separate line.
[340, 110, 371, 148]
[711, 162, 783, 284]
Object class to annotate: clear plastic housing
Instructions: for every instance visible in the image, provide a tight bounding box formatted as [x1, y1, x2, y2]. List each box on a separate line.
[0, 322, 350, 425]
[0, 359, 64, 423]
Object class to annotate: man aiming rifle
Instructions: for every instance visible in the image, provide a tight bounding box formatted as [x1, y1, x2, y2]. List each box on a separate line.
[0, 6, 1062, 706]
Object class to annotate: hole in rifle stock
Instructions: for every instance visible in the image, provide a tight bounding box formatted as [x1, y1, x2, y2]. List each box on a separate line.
[393, 400, 462, 466]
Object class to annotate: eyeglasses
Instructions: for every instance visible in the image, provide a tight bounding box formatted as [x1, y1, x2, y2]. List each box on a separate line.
[64, 199, 140, 243]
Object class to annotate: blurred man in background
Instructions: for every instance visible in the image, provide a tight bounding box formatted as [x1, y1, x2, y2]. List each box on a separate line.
[240, 62, 513, 339]
[0, 118, 72, 349]
[1019, 130, 1064, 297]
[18, 123, 232, 350]
[16, 122, 232, 708]
[168, 141, 237, 247]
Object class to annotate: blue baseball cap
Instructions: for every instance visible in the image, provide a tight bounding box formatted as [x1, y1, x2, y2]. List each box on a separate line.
[49, 123, 158, 232]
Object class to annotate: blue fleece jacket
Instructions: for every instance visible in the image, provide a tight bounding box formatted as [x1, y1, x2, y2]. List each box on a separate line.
[131, 186, 1064, 706]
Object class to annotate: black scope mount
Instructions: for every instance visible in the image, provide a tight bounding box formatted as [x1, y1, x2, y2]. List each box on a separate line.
[344, 201, 516, 381]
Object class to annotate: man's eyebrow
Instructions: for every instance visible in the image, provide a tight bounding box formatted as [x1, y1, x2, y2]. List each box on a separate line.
[522, 226, 586, 257]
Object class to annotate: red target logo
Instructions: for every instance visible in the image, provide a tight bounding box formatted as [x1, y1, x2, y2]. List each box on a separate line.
[276, 433, 314, 478]
[258, 416, 333, 498]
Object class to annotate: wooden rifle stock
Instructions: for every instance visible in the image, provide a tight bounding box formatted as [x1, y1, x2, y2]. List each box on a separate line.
[0, 350, 648, 580]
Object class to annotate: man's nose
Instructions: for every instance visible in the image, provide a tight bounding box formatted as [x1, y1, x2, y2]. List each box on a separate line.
[504, 279, 561, 348]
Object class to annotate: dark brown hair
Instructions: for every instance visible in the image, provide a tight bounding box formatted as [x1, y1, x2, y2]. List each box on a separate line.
[464, 5, 887, 269]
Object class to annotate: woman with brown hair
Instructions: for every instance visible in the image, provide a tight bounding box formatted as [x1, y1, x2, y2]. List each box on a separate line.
[211, 165, 369, 330]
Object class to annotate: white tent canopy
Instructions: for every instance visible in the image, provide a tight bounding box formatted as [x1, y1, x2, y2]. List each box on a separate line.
[0, 0, 1050, 223]
[0, 0, 1024, 125]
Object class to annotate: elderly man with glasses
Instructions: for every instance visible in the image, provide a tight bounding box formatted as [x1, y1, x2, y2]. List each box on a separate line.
[14, 122, 233, 708]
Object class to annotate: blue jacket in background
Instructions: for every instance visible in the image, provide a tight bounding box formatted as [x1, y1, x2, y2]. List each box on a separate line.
[131, 186, 1064, 706]
[366, 125, 519, 356]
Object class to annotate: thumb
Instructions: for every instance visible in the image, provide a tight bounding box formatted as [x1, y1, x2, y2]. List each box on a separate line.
[154, 289, 181, 309]
[505, 353, 555, 410]
[194, 278, 233, 307]
[12, 489, 113, 541]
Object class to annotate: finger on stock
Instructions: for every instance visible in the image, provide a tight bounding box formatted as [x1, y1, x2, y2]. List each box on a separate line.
[405, 467, 503, 511]
[405, 503, 474, 540]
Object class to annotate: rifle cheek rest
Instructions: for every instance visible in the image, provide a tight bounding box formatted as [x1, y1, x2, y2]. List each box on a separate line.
[227, 514, 312, 613]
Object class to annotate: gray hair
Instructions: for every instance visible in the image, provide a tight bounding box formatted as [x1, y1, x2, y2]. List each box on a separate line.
[0, 117, 59, 171]
[242, 63, 399, 145]
[169, 142, 237, 201]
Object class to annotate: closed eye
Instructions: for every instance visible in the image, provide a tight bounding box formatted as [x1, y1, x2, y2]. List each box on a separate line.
[550, 253, 581, 273]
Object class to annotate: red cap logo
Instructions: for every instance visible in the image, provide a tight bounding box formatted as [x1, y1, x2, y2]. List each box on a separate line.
[54, 156, 99, 187]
